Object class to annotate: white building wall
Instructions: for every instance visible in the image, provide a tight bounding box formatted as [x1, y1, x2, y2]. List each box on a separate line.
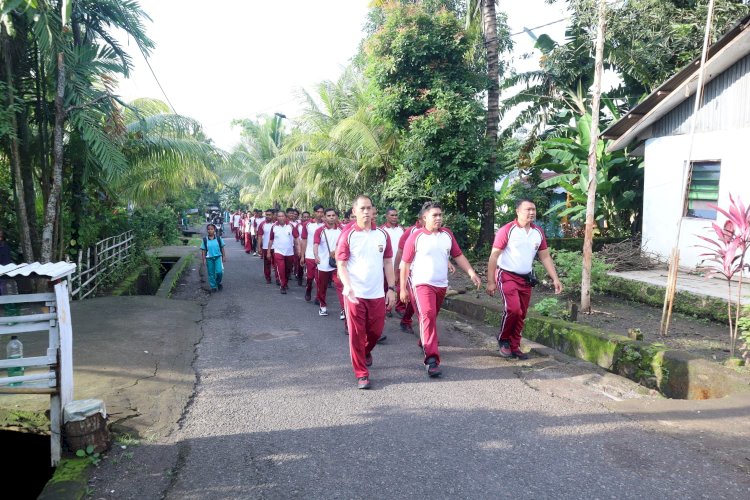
[642, 128, 750, 271]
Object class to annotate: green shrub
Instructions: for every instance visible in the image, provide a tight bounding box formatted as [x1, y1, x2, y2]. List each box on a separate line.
[129, 206, 181, 249]
[534, 249, 612, 296]
[533, 297, 568, 319]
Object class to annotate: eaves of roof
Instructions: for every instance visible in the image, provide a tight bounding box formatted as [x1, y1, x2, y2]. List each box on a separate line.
[602, 14, 750, 152]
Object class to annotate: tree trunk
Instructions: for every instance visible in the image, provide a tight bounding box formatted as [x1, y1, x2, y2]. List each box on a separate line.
[581, 0, 606, 313]
[41, 51, 66, 263]
[478, 0, 500, 249]
[2, 25, 35, 262]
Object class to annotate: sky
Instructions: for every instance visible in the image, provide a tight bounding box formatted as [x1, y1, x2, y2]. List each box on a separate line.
[115, 0, 569, 151]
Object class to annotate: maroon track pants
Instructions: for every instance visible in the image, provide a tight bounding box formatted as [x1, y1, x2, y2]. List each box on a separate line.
[497, 270, 532, 351]
[274, 253, 295, 288]
[316, 269, 344, 310]
[263, 249, 276, 283]
[346, 296, 385, 378]
[305, 258, 317, 294]
[411, 283, 447, 364]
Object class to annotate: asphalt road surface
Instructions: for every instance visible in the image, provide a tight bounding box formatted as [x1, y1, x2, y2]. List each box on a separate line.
[163, 239, 750, 499]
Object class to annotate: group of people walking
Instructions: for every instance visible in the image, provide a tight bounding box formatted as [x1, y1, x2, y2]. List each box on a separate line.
[201, 197, 562, 390]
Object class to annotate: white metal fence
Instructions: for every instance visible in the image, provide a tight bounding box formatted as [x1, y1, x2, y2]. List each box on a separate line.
[70, 230, 135, 300]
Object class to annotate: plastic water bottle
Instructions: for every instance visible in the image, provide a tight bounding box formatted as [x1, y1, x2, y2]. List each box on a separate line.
[6, 335, 23, 386]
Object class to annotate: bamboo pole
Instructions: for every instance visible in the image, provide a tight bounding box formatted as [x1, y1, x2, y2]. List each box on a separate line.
[659, 0, 715, 335]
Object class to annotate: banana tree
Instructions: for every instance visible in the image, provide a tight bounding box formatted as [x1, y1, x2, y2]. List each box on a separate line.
[535, 113, 641, 235]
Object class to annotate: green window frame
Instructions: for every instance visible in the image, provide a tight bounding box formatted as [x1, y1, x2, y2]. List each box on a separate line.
[685, 161, 720, 220]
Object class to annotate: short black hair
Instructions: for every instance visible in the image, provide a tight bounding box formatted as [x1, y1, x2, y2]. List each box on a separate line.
[386, 207, 397, 214]
[285, 207, 294, 213]
[515, 198, 535, 209]
[421, 201, 442, 212]
[313, 204, 324, 211]
[324, 207, 338, 216]
[352, 194, 372, 207]
[265, 208, 274, 213]
[302, 211, 310, 216]
[343, 208, 352, 218]
[253, 208, 261, 213]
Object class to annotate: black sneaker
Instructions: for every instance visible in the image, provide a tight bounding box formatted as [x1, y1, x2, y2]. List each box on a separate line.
[498, 340, 512, 358]
[365, 353, 373, 367]
[217, 284, 223, 291]
[376, 334, 387, 344]
[280, 287, 287, 295]
[399, 322, 414, 335]
[425, 357, 441, 378]
[305, 291, 312, 302]
[314, 299, 320, 306]
[386, 311, 393, 318]
[511, 350, 529, 360]
[357, 377, 371, 390]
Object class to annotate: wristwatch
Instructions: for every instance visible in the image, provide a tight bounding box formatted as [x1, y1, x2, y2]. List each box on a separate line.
[387, 286, 396, 291]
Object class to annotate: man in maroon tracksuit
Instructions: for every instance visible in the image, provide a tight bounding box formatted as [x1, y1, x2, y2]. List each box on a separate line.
[393, 217, 423, 335]
[268, 210, 299, 294]
[486, 199, 562, 359]
[256, 209, 277, 285]
[401, 201, 481, 377]
[336, 195, 397, 390]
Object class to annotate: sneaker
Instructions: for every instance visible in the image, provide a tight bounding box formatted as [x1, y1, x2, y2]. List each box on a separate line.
[399, 322, 414, 335]
[280, 287, 287, 295]
[386, 311, 393, 318]
[377, 334, 387, 344]
[365, 353, 373, 367]
[276, 280, 281, 286]
[339, 310, 345, 320]
[217, 284, 223, 291]
[253, 252, 258, 256]
[319, 307, 328, 316]
[425, 357, 441, 378]
[314, 299, 320, 306]
[511, 350, 529, 360]
[210, 288, 218, 293]
[357, 376, 371, 390]
[297, 277, 304, 286]
[305, 291, 312, 302]
[266, 279, 272, 284]
[498, 340, 512, 358]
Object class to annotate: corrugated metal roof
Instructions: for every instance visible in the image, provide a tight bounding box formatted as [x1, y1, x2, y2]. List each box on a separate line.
[603, 14, 750, 151]
[0, 262, 76, 280]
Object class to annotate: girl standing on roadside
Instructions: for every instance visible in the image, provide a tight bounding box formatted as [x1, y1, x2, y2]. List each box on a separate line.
[201, 224, 226, 292]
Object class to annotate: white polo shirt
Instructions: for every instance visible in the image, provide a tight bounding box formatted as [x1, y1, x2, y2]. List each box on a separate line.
[314, 225, 343, 272]
[402, 227, 463, 287]
[256, 220, 274, 250]
[231, 213, 241, 228]
[493, 221, 547, 274]
[336, 225, 393, 299]
[381, 224, 404, 269]
[302, 221, 324, 260]
[269, 222, 299, 256]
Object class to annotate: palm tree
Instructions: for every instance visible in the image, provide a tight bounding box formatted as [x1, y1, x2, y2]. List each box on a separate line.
[241, 68, 396, 209]
[114, 99, 223, 206]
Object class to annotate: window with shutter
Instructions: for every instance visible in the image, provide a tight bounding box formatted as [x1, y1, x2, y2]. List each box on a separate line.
[685, 161, 720, 219]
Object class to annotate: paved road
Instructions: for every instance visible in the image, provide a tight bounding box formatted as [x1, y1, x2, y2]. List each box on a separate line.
[164, 239, 750, 499]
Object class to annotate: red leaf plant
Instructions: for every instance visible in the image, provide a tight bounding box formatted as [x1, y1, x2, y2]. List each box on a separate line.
[696, 194, 750, 358]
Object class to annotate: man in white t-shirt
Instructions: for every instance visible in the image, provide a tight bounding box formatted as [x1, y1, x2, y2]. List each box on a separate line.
[401, 201, 481, 377]
[336, 195, 397, 390]
[268, 210, 299, 294]
[301, 205, 325, 302]
[380, 207, 405, 316]
[313, 208, 344, 317]
[256, 209, 277, 284]
[486, 199, 562, 360]
[231, 210, 242, 241]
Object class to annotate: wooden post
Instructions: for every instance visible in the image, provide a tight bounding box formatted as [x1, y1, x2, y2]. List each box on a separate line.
[659, 0, 715, 335]
[581, 0, 606, 313]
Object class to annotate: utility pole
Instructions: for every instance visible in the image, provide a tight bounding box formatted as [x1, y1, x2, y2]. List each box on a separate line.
[580, 0, 606, 313]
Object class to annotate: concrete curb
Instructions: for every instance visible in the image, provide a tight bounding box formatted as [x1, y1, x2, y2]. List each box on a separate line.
[37, 458, 89, 500]
[156, 252, 194, 298]
[442, 294, 750, 400]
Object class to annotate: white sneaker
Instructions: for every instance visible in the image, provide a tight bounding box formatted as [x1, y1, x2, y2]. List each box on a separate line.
[319, 307, 328, 316]
[339, 310, 345, 320]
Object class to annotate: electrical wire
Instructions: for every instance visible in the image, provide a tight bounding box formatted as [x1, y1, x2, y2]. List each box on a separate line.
[135, 42, 178, 115]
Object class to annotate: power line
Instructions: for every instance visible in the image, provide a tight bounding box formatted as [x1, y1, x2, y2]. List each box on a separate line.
[509, 18, 569, 38]
[135, 42, 178, 115]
